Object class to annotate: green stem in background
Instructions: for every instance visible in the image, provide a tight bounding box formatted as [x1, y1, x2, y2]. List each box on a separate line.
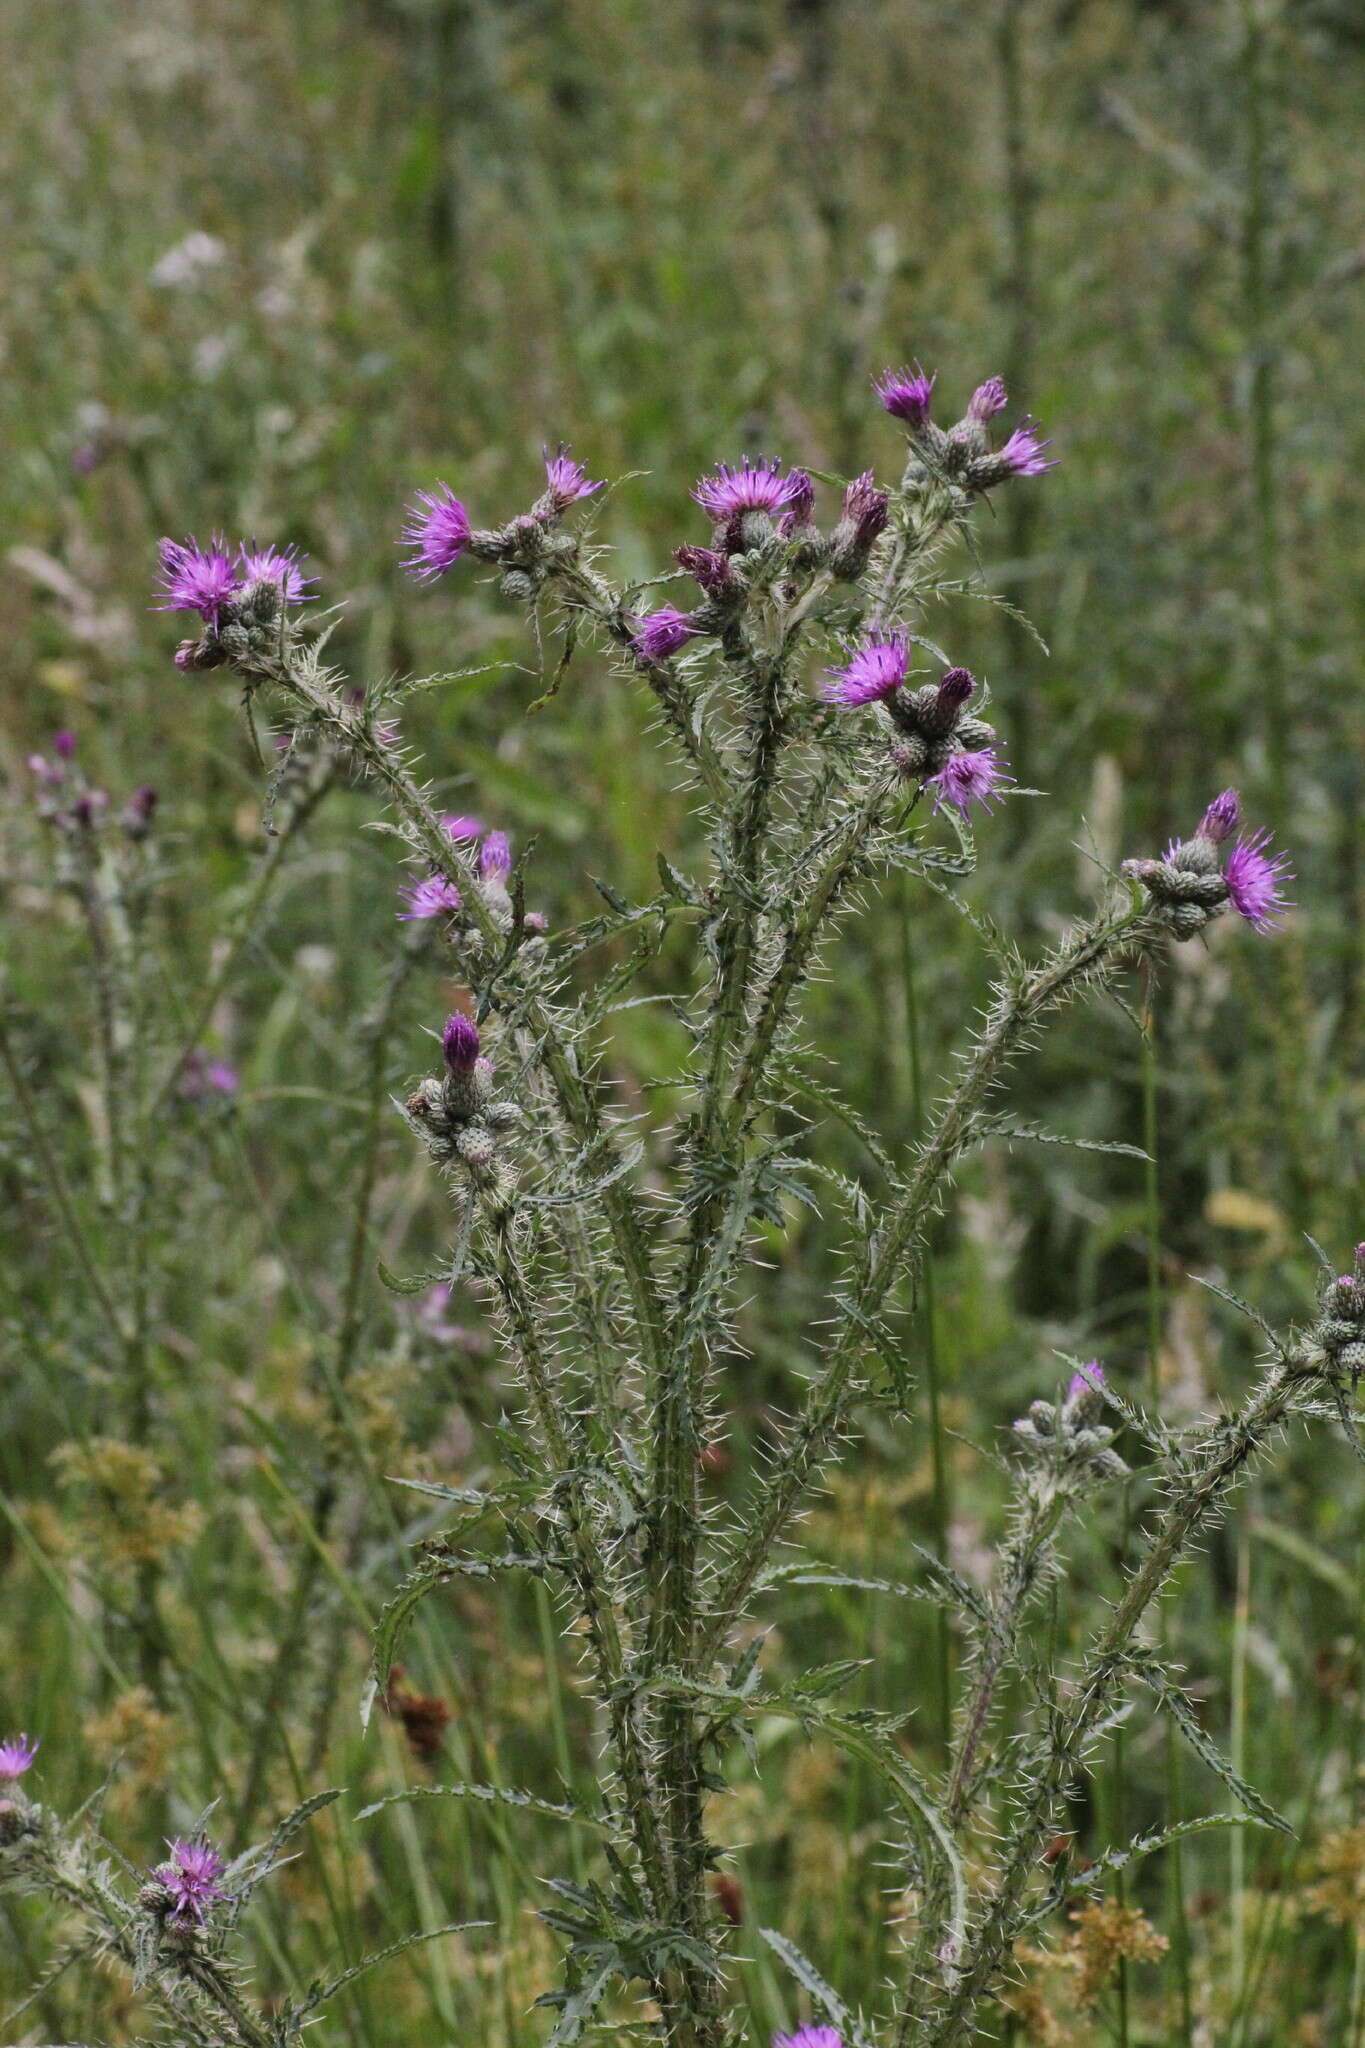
[1229, 1526, 1252, 2011]
[901, 895, 952, 1757]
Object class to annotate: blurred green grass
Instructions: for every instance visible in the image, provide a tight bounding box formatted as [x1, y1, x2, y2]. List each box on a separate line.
[2, 1, 1364, 2041]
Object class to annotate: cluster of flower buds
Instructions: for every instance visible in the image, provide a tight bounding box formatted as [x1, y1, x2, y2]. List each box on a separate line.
[874, 366, 1055, 492]
[27, 730, 157, 843]
[1312, 1248, 1365, 1379]
[1011, 1363, 1128, 1490]
[398, 815, 547, 941]
[158, 536, 316, 675]
[1123, 790, 1293, 939]
[823, 646, 1011, 819]
[405, 1015, 520, 1206]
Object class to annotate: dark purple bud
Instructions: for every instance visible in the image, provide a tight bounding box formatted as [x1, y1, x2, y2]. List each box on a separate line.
[675, 544, 735, 598]
[443, 1014, 481, 1074]
[841, 470, 890, 547]
[53, 730, 76, 760]
[1196, 789, 1240, 845]
[72, 791, 107, 828]
[936, 667, 975, 713]
[780, 469, 816, 531]
[968, 377, 1008, 422]
[122, 785, 159, 838]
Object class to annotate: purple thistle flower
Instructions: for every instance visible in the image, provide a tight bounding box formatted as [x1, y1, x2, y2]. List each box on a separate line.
[443, 813, 485, 843]
[542, 443, 602, 512]
[927, 748, 1013, 818]
[154, 536, 240, 625]
[693, 458, 803, 521]
[1068, 1361, 1105, 1400]
[53, 730, 76, 760]
[402, 485, 472, 581]
[968, 376, 1008, 422]
[480, 830, 512, 879]
[675, 544, 735, 598]
[1223, 829, 1294, 932]
[28, 753, 62, 784]
[633, 607, 697, 662]
[873, 364, 936, 425]
[443, 1013, 481, 1073]
[774, 2029, 842, 2048]
[236, 541, 317, 604]
[936, 667, 975, 713]
[155, 1837, 227, 1925]
[0, 1734, 38, 1781]
[398, 875, 462, 920]
[1196, 788, 1240, 845]
[841, 470, 890, 547]
[996, 421, 1056, 477]
[180, 1051, 239, 1098]
[822, 635, 910, 707]
[780, 468, 817, 531]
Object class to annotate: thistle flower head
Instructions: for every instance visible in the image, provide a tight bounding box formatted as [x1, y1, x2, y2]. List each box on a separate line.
[822, 635, 910, 707]
[0, 1735, 38, 1781]
[633, 607, 696, 662]
[53, 730, 76, 760]
[1224, 829, 1294, 931]
[542, 443, 602, 512]
[996, 420, 1056, 477]
[155, 1837, 227, 1924]
[402, 485, 472, 581]
[443, 813, 485, 843]
[774, 2029, 842, 2048]
[480, 830, 512, 879]
[936, 667, 975, 712]
[180, 1051, 239, 1097]
[841, 470, 890, 547]
[693, 458, 803, 521]
[442, 1013, 481, 1074]
[968, 376, 1009, 422]
[873, 363, 935, 425]
[780, 468, 817, 529]
[674, 544, 735, 598]
[928, 747, 1013, 817]
[1068, 1361, 1105, 1401]
[236, 541, 316, 603]
[399, 875, 462, 920]
[154, 536, 240, 624]
[1196, 788, 1240, 845]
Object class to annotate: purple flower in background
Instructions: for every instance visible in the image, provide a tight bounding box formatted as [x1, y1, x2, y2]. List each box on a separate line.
[968, 376, 1008, 422]
[841, 470, 890, 548]
[634, 608, 696, 661]
[402, 485, 472, 581]
[1224, 829, 1294, 931]
[53, 730, 76, 760]
[675, 544, 735, 598]
[480, 830, 512, 879]
[399, 875, 462, 920]
[180, 1052, 239, 1098]
[928, 748, 1013, 818]
[236, 541, 316, 603]
[155, 1837, 227, 1924]
[0, 1734, 38, 1781]
[1196, 789, 1240, 845]
[774, 2029, 842, 2048]
[693, 458, 803, 521]
[996, 421, 1055, 477]
[154, 536, 240, 625]
[1068, 1361, 1105, 1400]
[542, 443, 602, 512]
[874, 364, 936, 425]
[443, 813, 485, 843]
[442, 1013, 481, 1073]
[822, 635, 909, 707]
[72, 790, 108, 829]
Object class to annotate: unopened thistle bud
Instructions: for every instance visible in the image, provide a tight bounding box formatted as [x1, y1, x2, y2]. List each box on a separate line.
[842, 470, 890, 547]
[1196, 789, 1240, 844]
[442, 1014, 480, 1074]
[968, 376, 1008, 422]
[675, 544, 736, 599]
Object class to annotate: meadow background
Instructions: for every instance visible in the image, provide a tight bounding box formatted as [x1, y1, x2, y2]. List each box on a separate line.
[2, 0, 1364, 2041]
